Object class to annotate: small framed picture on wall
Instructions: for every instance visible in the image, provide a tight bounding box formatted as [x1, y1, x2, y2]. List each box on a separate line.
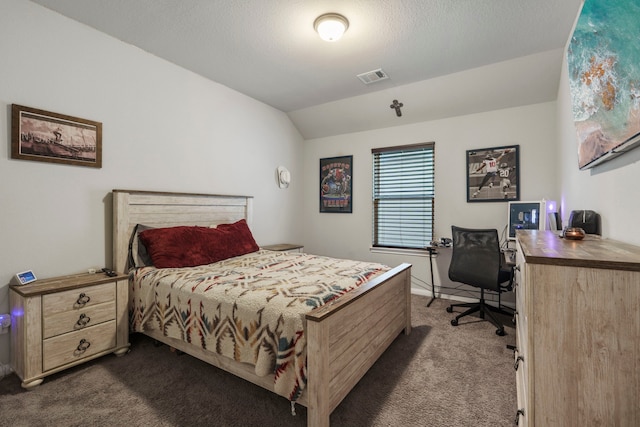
[320, 155, 352, 213]
[466, 145, 520, 202]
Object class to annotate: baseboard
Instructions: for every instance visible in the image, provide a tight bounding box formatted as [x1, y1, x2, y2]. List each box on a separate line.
[0, 363, 13, 380]
[411, 288, 515, 309]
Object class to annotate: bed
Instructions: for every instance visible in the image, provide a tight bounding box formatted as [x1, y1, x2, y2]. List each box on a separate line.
[112, 189, 412, 427]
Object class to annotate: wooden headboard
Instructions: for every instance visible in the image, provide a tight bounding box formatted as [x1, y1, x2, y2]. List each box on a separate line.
[112, 189, 254, 274]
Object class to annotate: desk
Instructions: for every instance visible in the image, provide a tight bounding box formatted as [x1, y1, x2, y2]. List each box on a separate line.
[502, 248, 516, 266]
[426, 246, 447, 307]
[426, 246, 515, 307]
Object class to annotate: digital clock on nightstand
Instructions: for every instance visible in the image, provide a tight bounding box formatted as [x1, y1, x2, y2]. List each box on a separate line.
[14, 270, 37, 285]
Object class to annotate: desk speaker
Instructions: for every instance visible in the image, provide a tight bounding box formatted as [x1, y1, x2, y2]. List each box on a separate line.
[568, 210, 600, 235]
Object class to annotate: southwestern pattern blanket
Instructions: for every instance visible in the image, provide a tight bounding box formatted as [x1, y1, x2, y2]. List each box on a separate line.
[129, 249, 390, 401]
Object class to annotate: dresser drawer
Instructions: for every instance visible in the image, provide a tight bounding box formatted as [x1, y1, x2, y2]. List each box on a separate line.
[43, 282, 115, 316]
[515, 363, 528, 426]
[43, 301, 116, 339]
[43, 320, 116, 372]
[514, 246, 528, 362]
[515, 296, 528, 366]
[515, 332, 528, 425]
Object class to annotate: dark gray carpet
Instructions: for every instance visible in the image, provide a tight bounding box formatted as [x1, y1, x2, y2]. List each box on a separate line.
[0, 296, 516, 426]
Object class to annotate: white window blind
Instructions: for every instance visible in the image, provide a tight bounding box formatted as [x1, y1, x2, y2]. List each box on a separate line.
[372, 143, 435, 249]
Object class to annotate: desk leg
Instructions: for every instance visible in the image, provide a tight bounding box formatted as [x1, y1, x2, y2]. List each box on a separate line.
[427, 247, 436, 307]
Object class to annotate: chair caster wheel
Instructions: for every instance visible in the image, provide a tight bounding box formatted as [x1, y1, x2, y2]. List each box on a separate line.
[451, 319, 458, 326]
[446, 306, 453, 313]
[496, 328, 505, 336]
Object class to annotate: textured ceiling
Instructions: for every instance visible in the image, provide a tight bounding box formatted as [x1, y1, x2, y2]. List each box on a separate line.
[29, 0, 583, 138]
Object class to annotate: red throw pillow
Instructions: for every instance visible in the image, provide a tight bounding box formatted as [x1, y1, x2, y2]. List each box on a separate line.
[139, 219, 259, 268]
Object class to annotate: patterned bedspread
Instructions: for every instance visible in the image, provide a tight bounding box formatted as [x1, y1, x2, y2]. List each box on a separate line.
[129, 249, 390, 400]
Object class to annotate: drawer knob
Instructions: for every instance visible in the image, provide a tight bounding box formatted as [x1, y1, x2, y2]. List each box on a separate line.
[76, 293, 91, 306]
[75, 339, 91, 354]
[514, 408, 525, 425]
[514, 355, 524, 371]
[76, 313, 91, 327]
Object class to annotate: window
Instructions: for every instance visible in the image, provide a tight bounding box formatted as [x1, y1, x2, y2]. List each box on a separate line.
[372, 143, 435, 250]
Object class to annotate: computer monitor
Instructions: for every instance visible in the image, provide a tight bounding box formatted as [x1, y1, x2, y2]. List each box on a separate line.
[507, 200, 556, 239]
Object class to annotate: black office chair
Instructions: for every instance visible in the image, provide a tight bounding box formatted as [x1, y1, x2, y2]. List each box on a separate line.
[446, 226, 513, 336]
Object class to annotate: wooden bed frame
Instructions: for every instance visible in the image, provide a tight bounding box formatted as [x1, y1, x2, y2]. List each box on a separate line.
[112, 189, 412, 427]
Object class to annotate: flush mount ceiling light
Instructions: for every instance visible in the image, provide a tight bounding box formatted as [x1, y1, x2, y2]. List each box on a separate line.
[314, 13, 349, 42]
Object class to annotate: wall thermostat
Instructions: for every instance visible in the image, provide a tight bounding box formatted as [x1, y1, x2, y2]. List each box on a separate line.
[14, 270, 37, 285]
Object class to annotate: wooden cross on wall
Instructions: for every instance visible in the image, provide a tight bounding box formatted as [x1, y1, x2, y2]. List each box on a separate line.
[390, 99, 403, 117]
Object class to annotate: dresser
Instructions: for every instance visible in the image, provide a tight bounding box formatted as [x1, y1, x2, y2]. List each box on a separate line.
[9, 272, 130, 389]
[514, 230, 640, 426]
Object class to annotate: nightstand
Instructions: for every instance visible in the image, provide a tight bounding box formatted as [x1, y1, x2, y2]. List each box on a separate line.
[9, 272, 130, 389]
[262, 244, 304, 253]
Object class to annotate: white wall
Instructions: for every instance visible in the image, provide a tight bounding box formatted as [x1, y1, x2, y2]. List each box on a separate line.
[557, 56, 640, 246]
[4, 0, 637, 371]
[0, 0, 304, 365]
[303, 102, 559, 297]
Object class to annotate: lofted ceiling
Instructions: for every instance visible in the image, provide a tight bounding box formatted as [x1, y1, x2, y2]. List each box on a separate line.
[30, 0, 584, 139]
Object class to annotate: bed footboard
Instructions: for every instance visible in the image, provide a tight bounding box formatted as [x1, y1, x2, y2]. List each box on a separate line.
[304, 262, 412, 427]
[136, 262, 412, 427]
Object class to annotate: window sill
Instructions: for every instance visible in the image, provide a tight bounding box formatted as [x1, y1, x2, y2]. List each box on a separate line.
[369, 246, 430, 257]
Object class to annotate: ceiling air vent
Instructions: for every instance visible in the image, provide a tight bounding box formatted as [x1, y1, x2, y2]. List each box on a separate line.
[357, 68, 389, 85]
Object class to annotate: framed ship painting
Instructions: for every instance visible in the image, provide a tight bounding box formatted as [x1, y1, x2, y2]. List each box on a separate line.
[11, 104, 102, 168]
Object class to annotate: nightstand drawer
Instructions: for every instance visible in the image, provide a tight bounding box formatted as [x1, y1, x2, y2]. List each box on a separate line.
[43, 320, 116, 372]
[43, 282, 115, 316]
[43, 301, 116, 339]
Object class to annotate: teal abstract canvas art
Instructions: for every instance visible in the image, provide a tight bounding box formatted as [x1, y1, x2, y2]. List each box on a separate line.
[567, 0, 640, 169]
